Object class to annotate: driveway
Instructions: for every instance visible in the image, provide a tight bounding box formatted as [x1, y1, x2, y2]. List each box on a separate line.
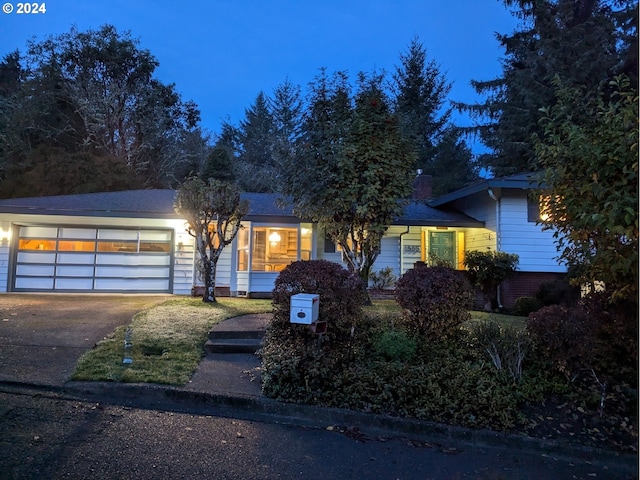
[0, 294, 171, 386]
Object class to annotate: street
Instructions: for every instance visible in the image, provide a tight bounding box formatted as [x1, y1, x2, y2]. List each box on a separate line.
[0, 387, 634, 480]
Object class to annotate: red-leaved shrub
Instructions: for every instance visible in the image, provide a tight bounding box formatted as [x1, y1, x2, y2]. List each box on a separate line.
[395, 265, 474, 339]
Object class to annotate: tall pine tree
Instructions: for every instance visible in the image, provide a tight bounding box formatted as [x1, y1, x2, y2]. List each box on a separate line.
[393, 37, 477, 196]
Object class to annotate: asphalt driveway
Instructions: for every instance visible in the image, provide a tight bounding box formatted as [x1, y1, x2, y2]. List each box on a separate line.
[0, 294, 171, 386]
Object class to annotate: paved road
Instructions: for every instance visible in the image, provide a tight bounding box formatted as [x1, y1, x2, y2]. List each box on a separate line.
[1, 388, 635, 480]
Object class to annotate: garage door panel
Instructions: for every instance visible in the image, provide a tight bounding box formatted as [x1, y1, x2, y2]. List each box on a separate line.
[96, 254, 170, 266]
[94, 278, 170, 290]
[55, 278, 94, 290]
[15, 277, 54, 289]
[56, 265, 95, 277]
[95, 266, 170, 278]
[57, 253, 96, 264]
[13, 226, 173, 293]
[17, 252, 57, 263]
[15, 264, 55, 276]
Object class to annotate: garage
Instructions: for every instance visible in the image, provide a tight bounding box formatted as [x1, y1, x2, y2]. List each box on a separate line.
[12, 225, 173, 292]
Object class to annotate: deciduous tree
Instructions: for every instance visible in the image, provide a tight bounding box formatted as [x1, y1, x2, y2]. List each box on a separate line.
[174, 178, 249, 303]
[534, 75, 638, 304]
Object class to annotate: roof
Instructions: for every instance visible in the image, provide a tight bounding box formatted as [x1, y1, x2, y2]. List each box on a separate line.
[0, 189, 483, 227]
[394, 201, 483, 227]
[430, 172, 544, 207]
[0, 189, 297, 220]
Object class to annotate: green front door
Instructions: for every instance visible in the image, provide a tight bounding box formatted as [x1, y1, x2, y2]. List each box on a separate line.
[428, 231, 455, 267]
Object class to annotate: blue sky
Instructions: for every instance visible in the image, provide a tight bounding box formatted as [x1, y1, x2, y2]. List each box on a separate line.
[0, 1, 518, 151]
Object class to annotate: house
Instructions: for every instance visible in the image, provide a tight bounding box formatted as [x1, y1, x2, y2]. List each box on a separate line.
[0, 174, 566, 308]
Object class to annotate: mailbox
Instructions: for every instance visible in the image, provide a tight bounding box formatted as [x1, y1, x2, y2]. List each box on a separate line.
[290, 293, 319, 325]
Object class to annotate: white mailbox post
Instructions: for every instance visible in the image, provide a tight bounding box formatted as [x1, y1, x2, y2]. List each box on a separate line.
[290, 293, 319, 325]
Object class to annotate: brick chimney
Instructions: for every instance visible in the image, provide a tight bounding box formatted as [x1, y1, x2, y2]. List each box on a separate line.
[412, 173, 432, 200]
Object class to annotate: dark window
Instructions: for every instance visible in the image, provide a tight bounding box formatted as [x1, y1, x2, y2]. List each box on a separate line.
[324, 234, 336, 253]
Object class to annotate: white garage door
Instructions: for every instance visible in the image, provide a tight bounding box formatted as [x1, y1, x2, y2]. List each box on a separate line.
[12, 226, 173, 292]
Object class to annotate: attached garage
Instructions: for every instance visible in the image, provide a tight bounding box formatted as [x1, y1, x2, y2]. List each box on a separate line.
[13, 226, 173, 292]
[0, 190, 196, 295]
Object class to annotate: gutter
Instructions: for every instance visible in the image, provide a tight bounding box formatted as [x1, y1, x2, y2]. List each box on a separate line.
[487, 188, 503, 309]
[399, 226, 410, 275]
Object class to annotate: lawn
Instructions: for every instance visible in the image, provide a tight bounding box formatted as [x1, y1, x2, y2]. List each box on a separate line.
[73, 298, 522, 386]
[72, 297, 272, 385]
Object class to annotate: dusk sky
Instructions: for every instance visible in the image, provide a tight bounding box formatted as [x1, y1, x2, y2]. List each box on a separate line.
[0, 1, 519, 152]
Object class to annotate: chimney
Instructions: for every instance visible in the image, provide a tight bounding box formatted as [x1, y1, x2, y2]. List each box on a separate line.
[412, 173, 432, 200]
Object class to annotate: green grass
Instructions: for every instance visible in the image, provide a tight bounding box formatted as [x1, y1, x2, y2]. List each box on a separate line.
[364, 300, 525, 329]
[72, 297, 272, 385]
[73, 297, 522, 386]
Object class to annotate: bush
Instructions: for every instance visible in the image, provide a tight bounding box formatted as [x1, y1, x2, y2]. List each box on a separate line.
[535, 279, 580, 307]
[527, 295, 638, 386]
[395, 265, 474, 339]
[513, 296, 543, 317]
[470, 320, 530, 381]
[371, 330, 417, 362]
[526, 304, 595, 382]
[369, 267, 397, 289]
[261, 260, 365, 400]
[270, 259, 364, 339]
[463, 250, 519, 310]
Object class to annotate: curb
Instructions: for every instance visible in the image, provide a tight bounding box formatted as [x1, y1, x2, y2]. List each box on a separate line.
[1, 379, 636, 475]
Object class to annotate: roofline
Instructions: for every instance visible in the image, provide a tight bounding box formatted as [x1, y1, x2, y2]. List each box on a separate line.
[429, 174, 544, 207]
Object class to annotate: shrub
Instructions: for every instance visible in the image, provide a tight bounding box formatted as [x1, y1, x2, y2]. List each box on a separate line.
[261, 260, 365, 399]
[513, 296, 543, 316]
[470, 320, 530, 381]
[527, 295, 638, 386]
[270, 259, 364, 340]
[371, 330, 417, 362]
[369, 266, 397, 289]
[463, 250, 519, 310]
[395, 265, 474, 339]
[535, 279, 580, 307]
[526, 304, 597, 382]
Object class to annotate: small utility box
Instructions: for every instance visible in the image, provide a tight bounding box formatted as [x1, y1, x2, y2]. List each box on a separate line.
[290, 293, 320, 325]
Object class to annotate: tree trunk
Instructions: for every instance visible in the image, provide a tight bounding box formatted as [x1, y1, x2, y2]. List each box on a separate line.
[202, 260, 217, 303]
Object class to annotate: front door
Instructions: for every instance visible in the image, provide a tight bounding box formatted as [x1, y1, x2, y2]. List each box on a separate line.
[428, 231, 456, 267]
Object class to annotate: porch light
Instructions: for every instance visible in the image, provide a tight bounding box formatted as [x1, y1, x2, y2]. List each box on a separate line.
[268, 232, 281, 243]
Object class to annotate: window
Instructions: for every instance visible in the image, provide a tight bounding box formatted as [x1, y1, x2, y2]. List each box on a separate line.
[237, 225, 311, 272]
[252, 227, 298, 272]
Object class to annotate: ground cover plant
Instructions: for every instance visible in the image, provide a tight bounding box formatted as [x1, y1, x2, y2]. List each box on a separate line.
[260, 263, 638, 453]
[72, 297, 271, 385]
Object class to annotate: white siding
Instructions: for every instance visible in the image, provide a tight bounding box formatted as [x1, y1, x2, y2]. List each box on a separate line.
[499, 193, 565, 272]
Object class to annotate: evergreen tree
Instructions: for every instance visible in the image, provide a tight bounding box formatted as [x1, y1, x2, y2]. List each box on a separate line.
[458, 0, 631, 176]
[235, 91, 277, 192]
[283, 70, 415, 302]
[393, 37, 477, 196]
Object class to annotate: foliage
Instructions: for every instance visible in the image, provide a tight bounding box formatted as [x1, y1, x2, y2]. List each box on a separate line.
[535, 278, 580, 307]
[534, 75, 638, 304]
[394, 266, 474, 339]
[526, 294, 637, 385]
[261, 260, 366, 400]
[0, 25, 203, 196]
[393, 37, 478, 195]
[368, 266, 397, 290]
[470, 320, 531, 381]
[456, 0, 635, 176]
[281, 70, 416, 298]
[513, 296, 543, 317]
[269, 260, 364, 341]
[463, 250, 519, 310]
[174, 177, 248, 303]
[371, 330, 417, 362]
